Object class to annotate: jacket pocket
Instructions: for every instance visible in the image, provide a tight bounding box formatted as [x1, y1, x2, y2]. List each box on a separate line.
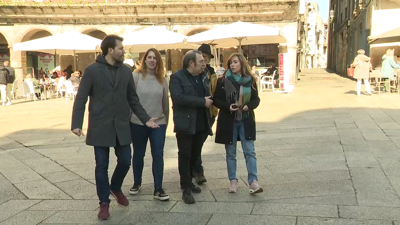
[173, 112, 191, 133]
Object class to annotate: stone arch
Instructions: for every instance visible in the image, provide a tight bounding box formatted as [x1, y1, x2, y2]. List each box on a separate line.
[82, 29, 107, 39]
[20, 29, 53, 42]
[0, 32, 10, 64]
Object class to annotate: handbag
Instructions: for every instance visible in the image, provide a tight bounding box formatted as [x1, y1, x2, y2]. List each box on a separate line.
[347, 68, 355, 77]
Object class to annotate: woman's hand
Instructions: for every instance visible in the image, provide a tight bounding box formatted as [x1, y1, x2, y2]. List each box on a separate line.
[230, 104, 239, 112]
[242, 105, 249, 111]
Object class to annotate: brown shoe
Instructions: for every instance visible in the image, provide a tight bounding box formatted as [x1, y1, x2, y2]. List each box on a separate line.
[98, 202, 110, 220]
[194, 173, 207, 185]
[110, 190, 129, 206]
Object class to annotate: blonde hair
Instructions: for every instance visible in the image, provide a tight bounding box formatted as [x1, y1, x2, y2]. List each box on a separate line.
[357, 49, 365, 55]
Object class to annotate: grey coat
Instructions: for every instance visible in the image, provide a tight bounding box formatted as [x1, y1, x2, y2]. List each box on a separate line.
[71, 55, 151, 147]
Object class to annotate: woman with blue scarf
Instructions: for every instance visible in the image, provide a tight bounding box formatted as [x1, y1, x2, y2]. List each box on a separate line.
[213, 53, 262, 194]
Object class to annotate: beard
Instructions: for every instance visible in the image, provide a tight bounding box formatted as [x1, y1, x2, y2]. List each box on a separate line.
[113, 54, 124, 63]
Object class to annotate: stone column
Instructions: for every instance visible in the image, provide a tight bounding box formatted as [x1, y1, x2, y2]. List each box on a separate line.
[9, 47, 25, 96]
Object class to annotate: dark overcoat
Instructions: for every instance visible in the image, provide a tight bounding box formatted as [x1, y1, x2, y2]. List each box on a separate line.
[213, 77, 260, 145]
[71, 55, 150, 147]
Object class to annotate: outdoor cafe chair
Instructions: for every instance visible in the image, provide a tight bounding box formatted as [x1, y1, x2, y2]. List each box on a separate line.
[259, 73, 275, 92]
[64, 81, 77, 102]
[23, 80, 37, 101]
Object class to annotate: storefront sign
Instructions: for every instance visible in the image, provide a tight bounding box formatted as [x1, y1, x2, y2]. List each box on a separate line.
[278, 53, 289, 91]
[38, 53, 55, 76]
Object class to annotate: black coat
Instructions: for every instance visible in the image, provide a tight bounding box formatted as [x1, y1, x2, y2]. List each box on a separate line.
[0, 66, 9, 85]
[5, 67, 15, 83]
[71, 55, 151, 147]
[169, 68, 213, 135]
[213, 77, 260, 145]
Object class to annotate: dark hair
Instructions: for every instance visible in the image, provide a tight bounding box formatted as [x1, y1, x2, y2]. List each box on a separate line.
[182, 50, 202, 69]
[101, 35, 124, 56]
[53, 72, 58, 76]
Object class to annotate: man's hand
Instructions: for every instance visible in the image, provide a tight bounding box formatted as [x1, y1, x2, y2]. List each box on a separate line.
[146, 118, 160, 128]
[204, 97, 213, 108]
[230, 104, 239, 112]
[242, 105, 249, 111]
[72, 128, 84, 137]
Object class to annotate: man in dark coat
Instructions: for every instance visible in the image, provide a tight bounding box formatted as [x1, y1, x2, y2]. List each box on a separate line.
[4, 61, 14, 105]
[71, 35, 158, 221]
[169, 50, 213, 204]
[193, 44, 218, 185]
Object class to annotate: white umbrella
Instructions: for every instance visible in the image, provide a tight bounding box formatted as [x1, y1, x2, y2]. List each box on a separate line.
[13, 31, 102, 69]
[122, 26, 198, 53]
[13, 31, 101, 54]
[187, 21, 286, 49]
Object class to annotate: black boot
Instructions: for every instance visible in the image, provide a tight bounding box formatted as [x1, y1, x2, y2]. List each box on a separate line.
[182, 188, 195, 204]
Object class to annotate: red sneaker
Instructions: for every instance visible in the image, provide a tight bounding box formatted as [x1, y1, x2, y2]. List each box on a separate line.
[98, 202, 110, 220]
[110, 190, 129, 206]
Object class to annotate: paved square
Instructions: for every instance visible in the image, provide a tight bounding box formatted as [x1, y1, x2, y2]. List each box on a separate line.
[1, 69, 400, 224]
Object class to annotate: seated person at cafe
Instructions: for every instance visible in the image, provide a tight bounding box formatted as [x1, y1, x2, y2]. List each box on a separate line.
[69, 71, 81, 87]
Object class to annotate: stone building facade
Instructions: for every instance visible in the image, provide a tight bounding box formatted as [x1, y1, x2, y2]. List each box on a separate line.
[0, 0, 300, 93]
[328, 0, 400, 75]
[299, 1, 328, 69]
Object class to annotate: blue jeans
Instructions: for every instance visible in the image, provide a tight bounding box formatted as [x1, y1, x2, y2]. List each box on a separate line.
[225, 120, 258, 185]
[130, 123, 166, 191]
[94, 142, 131, 204]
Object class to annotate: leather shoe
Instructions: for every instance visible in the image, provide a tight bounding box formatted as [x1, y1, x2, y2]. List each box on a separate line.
[98, 202, 110, 220]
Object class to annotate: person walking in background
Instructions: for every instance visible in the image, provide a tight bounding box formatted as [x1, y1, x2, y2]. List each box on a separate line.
[192, 44, 218, 185]
[169, 50, 213, 204]
[0, 65, 9, 106]
[213, 53, 263, 194]
[71, 35, 159, 220]
[351, 49, 372, 96]
[128, 48, 170, 201]
[4, 61, 14, 105]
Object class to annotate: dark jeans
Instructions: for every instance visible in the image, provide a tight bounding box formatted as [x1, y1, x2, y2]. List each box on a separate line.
[176, 131, 208, 188]
[193, 117, 215, 175]
[94, 142, 131, 204]
[130, 123, 167, 191]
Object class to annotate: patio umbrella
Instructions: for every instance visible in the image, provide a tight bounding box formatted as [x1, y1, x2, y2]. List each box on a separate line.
[187, 21, 286, 50]
[122, 26, 199, 53]
[13, 31, 102, 69]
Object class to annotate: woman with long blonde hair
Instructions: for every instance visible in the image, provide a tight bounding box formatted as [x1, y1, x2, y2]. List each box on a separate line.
[128, 48, 170, 201]
[213, 53, 263, 194]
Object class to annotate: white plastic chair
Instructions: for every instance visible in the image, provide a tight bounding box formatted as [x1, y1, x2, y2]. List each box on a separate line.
[56, 77, 66, 98]
[260, 75, 275, 92]
[23, 80, 37, 101]
[11, 79, 18, 100]
[64, 81, 77, 102]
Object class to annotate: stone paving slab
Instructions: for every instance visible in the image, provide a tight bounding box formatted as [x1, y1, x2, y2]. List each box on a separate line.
[339, 205, 400, 220]
[170, 202, 254, 214]
[119, 212, 212, 225]
[29, 200, 99, 211]
[0, 210, 57, 225]
[252, 203, 338, 217]
[207, 214, 296, 225]
[14, 180, 71, 200]
[297, 217, 393, 225]
[0, 200, 40, 222]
